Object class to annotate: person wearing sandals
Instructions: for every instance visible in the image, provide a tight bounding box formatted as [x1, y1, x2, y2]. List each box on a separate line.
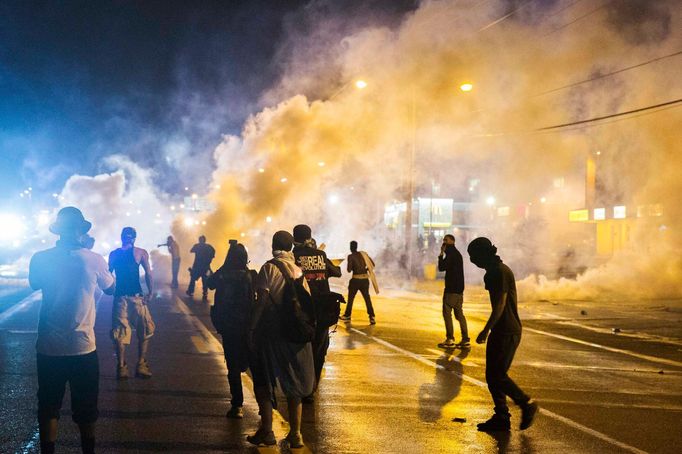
[247, 231, 315, 448]
[206, 242, 257, 419]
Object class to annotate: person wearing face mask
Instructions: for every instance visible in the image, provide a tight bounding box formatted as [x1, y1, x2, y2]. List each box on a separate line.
[467, 237, 538, 432]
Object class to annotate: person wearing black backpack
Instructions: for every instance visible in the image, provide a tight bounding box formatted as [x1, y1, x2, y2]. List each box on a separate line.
[246, 231, 315, 449]
[292, 224, 342, 404]
[206, 242, 257, 419]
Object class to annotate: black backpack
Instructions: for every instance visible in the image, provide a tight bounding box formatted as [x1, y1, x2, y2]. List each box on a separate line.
[268, 260, 316, 343]
[316, 291, 346, 328]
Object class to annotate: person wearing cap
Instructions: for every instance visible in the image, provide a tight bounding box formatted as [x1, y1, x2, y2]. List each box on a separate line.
[246, 231, 314, 449]
[186, 235, 215, 300]
[108, 227, 155, 380]
[292, 224, 342, 403]
[158, 235, 181, 288]
[467, 237, 538, 432]
[29, 207, 115, 454]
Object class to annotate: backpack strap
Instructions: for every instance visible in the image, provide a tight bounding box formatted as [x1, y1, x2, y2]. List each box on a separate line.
[268, 259, 293, 283]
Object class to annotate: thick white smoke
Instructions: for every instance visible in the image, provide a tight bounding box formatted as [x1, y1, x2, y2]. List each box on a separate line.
[171, 0, 682, 299]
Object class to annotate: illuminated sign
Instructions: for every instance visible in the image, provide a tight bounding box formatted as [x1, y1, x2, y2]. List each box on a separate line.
[569, 209, 589, 222]
[593, 208, 605, 220]
[613, 206, 626, 219]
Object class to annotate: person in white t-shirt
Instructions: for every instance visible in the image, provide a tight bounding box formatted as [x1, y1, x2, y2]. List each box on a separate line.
[29, 207, 115, 454]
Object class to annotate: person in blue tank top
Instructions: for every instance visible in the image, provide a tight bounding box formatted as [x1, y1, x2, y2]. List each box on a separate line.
[108, 227, 155, 380]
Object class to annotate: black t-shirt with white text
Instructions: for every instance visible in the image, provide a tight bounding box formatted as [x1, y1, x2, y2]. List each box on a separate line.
[484, 261, 522, 335]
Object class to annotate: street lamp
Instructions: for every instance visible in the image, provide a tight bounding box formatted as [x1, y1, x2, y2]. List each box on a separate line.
[355, 79, 368, 89]
[460, 83, 473, 92]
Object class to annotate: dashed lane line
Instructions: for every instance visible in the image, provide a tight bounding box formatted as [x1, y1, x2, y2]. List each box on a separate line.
[350, 327, 649, 454]
[524, 327, 682, 369]
[173, 295, 313, 454]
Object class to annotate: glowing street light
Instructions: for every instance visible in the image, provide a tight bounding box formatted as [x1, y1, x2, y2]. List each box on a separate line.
[266, 216, 272, 223]
[355, 79, 368, 89]
[485, 196, 496, 206]
[280, 177, 288, 183]
[258, 168, 265, 173]
[540, 197, 547, 204]
[460, 83, 473, 92]
[318, 161, 326, 167]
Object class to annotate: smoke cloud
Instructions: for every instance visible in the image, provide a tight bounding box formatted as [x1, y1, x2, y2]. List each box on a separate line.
[170, 0, 681, 299]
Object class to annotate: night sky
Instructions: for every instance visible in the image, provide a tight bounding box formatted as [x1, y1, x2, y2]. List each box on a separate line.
[0, 0, 416, 205]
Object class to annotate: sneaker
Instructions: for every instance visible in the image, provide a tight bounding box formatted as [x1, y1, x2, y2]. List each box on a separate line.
[185, 290, 193, 297]
[477, 415, 511, 432]
[456, 339, 471, 349]
[369, 316, 376, 325]
[285, 431, 304, 449]
[116, 364, 129, 380]
[246, 430, 276, 447]
[225, 406, 243, 419]
[136, 360, 152, 379]
[520, 401, 538, 430]
[339, 315, 351, 322]
[438, 339, 456, 348]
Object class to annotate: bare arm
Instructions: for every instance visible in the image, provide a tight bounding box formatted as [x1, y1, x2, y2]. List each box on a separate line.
[140, 250, 154, 300]
[477, 292, 507, 344]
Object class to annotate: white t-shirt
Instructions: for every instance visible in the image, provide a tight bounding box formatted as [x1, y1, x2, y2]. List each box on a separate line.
[29, 243, 115, 356]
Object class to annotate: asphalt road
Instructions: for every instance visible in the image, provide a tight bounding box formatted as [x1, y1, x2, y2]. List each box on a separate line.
[1, 279, 681, 453]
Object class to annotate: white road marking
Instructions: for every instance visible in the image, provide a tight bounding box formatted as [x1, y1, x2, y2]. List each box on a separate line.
[424, 348, 480, 366]
[350, 327, 649, 454]
[0, 291, 40, 324]
[174, 296, 313, 454]
[525, 327, 682, 368]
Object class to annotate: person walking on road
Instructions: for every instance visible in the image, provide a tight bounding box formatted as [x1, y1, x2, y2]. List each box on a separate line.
[206, 242, 257, 419]
[187, 235, 215, 300]
[339, 241, 378, 324]
[292, 224, 342, 403]
[29, 207, 115, 454]
[109, 227, 155, 380]
[437, 234, 469, 349]
[247, 231, 315, 449]
[467, 237, 538, 432]
[159, 235, 180, 288]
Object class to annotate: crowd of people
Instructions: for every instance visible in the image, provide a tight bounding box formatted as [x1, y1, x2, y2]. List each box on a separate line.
[27, 206, 537, 453]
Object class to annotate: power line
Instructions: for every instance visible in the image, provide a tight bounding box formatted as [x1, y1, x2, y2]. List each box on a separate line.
[536, 50, 682, 96]
[541, 0, 612, 37]
[536, 98, 682, 131]
[478, 0, 536, 32]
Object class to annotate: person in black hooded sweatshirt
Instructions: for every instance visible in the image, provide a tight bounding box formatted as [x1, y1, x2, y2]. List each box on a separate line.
[207, 242, 257, 419]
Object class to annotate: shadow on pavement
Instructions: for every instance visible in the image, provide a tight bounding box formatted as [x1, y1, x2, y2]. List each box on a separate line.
[418, 349, 469, 422]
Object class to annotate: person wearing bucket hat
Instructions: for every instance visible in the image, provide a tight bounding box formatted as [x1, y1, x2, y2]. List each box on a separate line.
[29, 207, 115, 454]
[108, 227, 155, 380]
[467, 237, 538, 432]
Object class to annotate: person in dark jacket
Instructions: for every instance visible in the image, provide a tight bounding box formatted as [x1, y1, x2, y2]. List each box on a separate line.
[292, 224, 342, 403]
[437, 234, 469, 349]
[468, 237, 538, 432]
[207, 242, 256, 419]
[186, 235, 215, 300]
